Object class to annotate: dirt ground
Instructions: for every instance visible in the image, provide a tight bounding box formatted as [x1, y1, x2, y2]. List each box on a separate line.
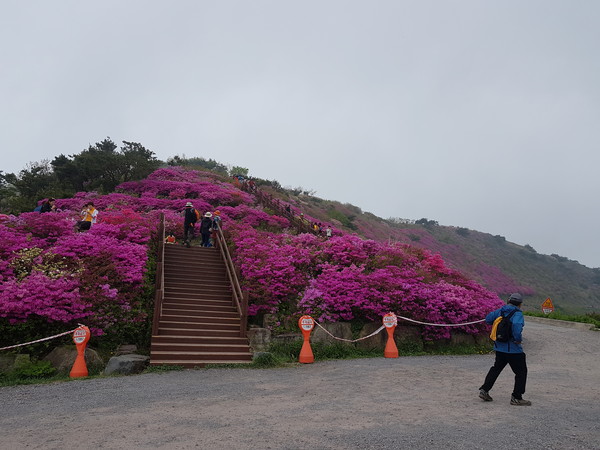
[1, 319, 599, 449]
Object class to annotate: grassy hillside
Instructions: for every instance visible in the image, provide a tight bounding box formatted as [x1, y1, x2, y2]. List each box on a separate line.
[264, 187, 600, 315]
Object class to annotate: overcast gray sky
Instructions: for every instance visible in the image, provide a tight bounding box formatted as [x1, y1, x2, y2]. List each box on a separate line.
[2, 1, 599, 268]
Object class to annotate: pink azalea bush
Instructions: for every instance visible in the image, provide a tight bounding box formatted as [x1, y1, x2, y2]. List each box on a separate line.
[1, 165, 503, 344]
[229, 225, 502, 338]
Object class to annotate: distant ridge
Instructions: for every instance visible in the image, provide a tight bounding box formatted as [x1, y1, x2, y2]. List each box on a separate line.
[260, 187, 600, 315]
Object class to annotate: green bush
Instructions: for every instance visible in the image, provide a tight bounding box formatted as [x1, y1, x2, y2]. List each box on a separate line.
[12, 360, 56, 379]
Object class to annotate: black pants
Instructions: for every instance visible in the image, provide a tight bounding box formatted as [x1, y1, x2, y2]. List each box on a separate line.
[76, 220, 91, 231]
[480, 351, 527, 398]
[183, 222, 195, 242]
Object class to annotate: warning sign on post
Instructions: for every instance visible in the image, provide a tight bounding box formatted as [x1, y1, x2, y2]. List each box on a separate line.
[541, 298, 554, 314]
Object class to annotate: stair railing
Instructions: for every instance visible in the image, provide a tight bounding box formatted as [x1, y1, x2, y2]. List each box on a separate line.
[213, 224, 247, 337]
[151, 213, 166, 336]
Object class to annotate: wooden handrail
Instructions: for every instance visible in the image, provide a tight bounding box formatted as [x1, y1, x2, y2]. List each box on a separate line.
[213, 224, 247, 337]
[151, 213, 166, 336]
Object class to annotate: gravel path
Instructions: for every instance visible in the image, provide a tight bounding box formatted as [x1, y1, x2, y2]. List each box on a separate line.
[1, 320, 599, 449]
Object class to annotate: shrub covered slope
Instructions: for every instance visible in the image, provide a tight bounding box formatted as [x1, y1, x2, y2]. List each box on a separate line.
[278, 193, 600, 315]
[0, 167, 503, 347]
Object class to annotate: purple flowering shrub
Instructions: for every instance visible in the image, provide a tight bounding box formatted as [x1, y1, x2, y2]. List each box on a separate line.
[1, 165, 502, 344]
[1, 272, 87, 323]
[229, 226, 314, 315]
[229, 226, 503, 338]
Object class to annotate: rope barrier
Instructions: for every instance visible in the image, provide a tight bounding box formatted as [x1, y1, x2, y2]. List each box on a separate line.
[312, 315, 486, 343]
[0, 325, 83, 351]
[396, 315, 486, 327]
[314, 321, 385, 343]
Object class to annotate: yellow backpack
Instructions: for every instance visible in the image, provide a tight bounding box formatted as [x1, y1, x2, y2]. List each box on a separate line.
[490, 309, 517, 342]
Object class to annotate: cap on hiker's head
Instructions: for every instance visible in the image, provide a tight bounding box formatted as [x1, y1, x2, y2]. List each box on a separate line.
[214, 210, 220, 216]
[185, 202, 193, 207]
[508, 293, 523, 304]
[205, 212, 213, 218]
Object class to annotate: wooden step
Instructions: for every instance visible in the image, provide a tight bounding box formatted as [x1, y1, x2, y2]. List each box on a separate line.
[166, 286, 231, 295]
[164, 289, 232, 299]
[162, 307, 238, 318]
[152, 335, 249, 345]
[158, 327, 241, 337]
[165, 253, 223, 259]
[149, 360, 252, 368]
[164, 259, 225, 267]
[161, 314, 239, 325]
[164, 271, 229, 282]
[164, 269, 228, 279]
[163, 295, 233, 306]
[165, 278, 229, 286]
[162, 297, 234, 307]
[160, 308, 238, 317]
[151, 342, 251, 353]
[159, 320, 240, 331]
[150, 351, 252, 361]
[162, 299, 233, 307]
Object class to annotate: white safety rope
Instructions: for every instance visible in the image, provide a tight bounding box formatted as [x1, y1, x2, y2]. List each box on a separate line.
[0, 325, 83, 351]
[314, 321, 385, 343]
[396, 315, 486, 327]
[311, 315, 486, 342]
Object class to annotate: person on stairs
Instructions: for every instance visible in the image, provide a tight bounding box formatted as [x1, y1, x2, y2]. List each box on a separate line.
[182, 202, 198, 248]
[200, 212, 214, 247]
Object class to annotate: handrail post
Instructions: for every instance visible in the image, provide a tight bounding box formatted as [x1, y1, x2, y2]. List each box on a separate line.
[240, 292, 248, 338]
[151, 213, 166, 337]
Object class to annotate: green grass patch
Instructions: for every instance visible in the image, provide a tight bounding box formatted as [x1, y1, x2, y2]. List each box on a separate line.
[524, 311, 600, 329]
[142, 364, 186, 373]
[0, 369, 107, 387]
[215, 339, 495, 368]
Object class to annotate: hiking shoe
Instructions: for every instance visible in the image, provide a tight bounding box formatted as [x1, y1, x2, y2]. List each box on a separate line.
[510, 396, 532, 406]
[479, 389, 493, 402]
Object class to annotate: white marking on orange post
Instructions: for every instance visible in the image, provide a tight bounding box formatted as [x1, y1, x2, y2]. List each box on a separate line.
[70, 326, 91, 378]
[298, 315, 315, 363]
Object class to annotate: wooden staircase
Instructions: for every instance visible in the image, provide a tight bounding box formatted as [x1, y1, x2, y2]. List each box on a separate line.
[150, 245, 252, 368]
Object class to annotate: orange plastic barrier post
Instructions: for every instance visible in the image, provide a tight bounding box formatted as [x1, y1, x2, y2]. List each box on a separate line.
[383, 313, 399, 358]
[298, 315, 315, 364]
[70, 325, 91, 378]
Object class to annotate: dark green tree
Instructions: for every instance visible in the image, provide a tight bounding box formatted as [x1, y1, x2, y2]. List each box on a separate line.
[1, 161, 67, 212]
[167, 155, 228, 175]
[4, 138, 162, 213]
[119, 141, 161, 182]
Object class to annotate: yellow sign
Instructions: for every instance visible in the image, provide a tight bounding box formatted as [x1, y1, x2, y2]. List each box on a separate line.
[541, 298, 554, 314]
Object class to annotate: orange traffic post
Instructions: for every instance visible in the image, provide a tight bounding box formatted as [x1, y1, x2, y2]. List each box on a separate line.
[383, 313, 399, 358]
[70, 325, 91, 378]
[298, 315, 315, 364]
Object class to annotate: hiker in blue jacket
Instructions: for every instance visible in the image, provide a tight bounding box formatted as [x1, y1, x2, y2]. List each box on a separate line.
[479, 293, 532, 406]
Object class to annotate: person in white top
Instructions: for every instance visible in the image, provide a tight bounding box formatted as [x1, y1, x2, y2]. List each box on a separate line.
[77, 202, 99, 231]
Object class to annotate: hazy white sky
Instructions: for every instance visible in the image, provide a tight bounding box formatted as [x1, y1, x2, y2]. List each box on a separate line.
[2, 1, 599, 267]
